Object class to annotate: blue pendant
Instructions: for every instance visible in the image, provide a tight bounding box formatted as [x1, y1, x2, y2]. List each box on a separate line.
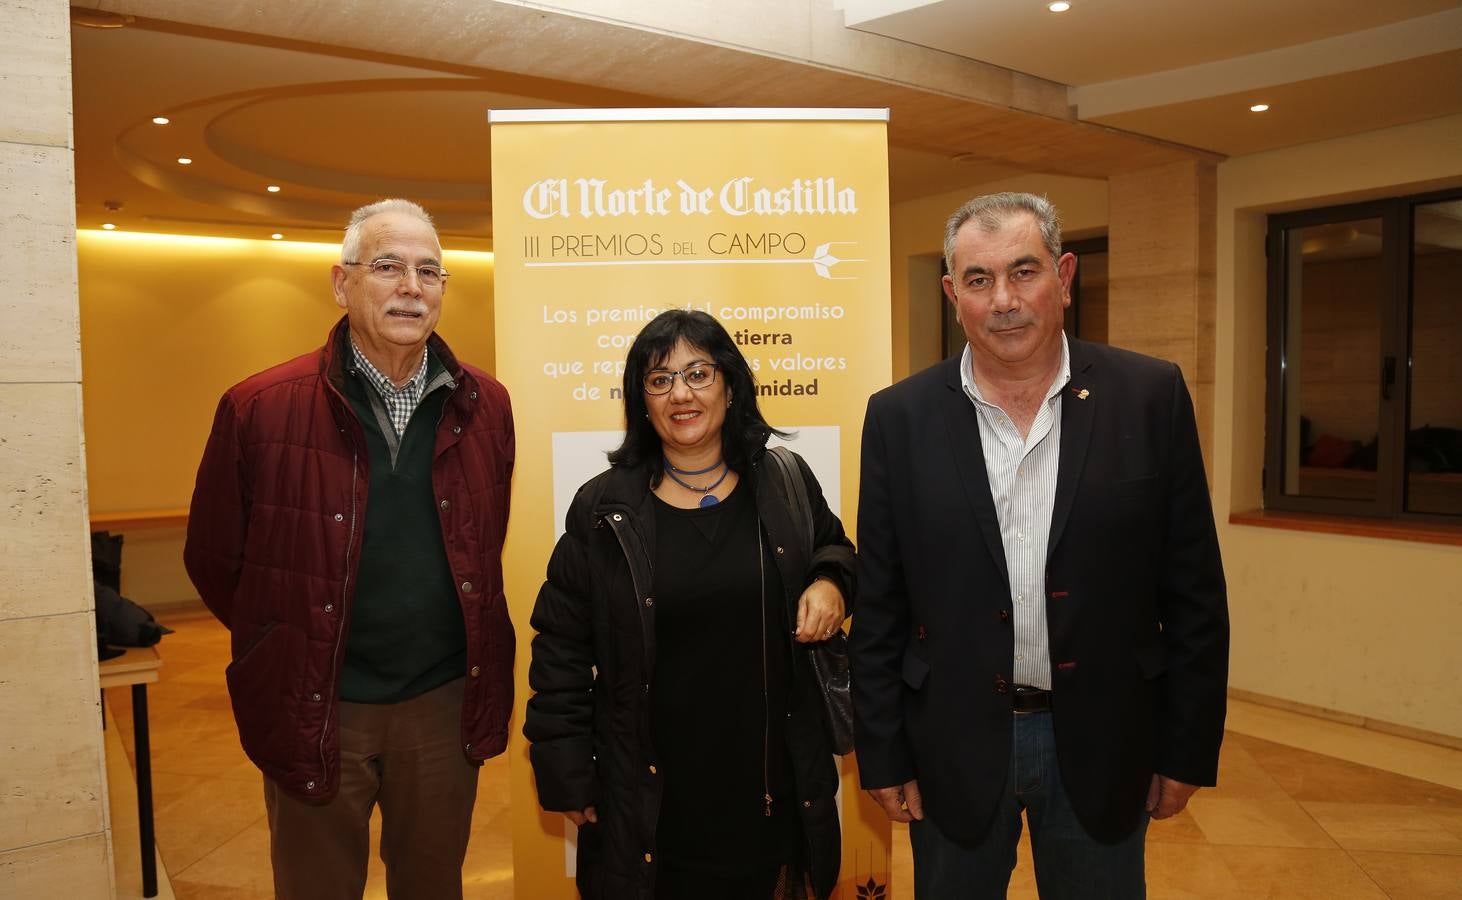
[699, 494, 720, 508]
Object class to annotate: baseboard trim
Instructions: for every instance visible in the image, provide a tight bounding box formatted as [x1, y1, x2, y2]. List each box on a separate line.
[1228, 687, 1462, 752]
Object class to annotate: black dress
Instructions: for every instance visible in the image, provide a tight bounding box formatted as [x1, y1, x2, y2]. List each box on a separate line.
[650, 481, 802, 898]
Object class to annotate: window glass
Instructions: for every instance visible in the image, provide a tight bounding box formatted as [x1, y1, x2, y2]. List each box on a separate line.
[1406, 201, 1462, 515]
[1282, 218, 1384, 501]
[1074, 249, 1107, 345]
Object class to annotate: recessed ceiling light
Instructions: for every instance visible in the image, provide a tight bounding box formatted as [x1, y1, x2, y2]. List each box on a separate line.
[177, 157, 192, 165]
[267, 185, 281, 193]
[1048, 1, 1071, 11]
[102, 223, 116, 230]
[151, 116, 170, 125]
[72, 9, 134, 28]
[271, 233, 284, 240]
[1250, 103, 1270, 112]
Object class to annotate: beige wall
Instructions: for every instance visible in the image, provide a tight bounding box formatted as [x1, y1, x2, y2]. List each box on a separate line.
[1215, 113, 1462, 739]
[0, 0, 115, 895]
[889, 174, 1109, 378]
[1108, 159, 1218, 475]
[76, 232, 497, 605]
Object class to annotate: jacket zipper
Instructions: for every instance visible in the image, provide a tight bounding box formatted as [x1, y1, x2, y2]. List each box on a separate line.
[765, 454, 805, 692]
[319, 447, 359, 788]
[758, 526, 772, 817]
[602, 512, 652, 673]
[602, 506, 664, 873]
[763, 459, 808, 825]
[318, 371, 455, 788]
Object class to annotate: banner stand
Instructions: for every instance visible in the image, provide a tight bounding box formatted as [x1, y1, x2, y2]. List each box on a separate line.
[490, 108, 893, 899]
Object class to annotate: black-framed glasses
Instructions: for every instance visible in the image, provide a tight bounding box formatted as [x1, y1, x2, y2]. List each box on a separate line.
[643, 364, 719, 395]
[344, 258, 450, 288]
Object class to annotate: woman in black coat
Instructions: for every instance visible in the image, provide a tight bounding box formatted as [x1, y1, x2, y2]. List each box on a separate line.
[525, 310, 854, 899]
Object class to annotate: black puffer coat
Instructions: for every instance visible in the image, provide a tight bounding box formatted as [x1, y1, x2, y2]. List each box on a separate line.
[525, 449, 855, 899]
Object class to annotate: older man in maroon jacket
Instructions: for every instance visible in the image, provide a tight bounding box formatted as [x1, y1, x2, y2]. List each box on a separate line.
[185, 199, 515, 900]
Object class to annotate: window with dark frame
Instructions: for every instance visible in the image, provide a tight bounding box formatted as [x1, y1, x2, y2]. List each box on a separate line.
[1264, 189, 1462, 521]
[1065, 236, 1108, 345]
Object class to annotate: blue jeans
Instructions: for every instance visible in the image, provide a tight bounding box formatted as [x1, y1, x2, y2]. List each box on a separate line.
[909, 711, 1147, 899]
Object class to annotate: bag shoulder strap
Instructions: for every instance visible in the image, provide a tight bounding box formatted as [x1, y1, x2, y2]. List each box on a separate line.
[767, 445, 814, 555]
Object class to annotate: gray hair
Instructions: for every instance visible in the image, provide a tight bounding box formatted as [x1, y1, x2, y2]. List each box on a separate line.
[340, 199, 436, 263]
[943, 192, 1062, 274]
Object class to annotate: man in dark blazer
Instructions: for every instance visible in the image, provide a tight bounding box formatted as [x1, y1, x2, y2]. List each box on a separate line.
[851, 192, 1228, 897]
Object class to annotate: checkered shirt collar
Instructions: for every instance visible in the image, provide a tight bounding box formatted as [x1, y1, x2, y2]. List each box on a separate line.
[349, 337, 429, 436]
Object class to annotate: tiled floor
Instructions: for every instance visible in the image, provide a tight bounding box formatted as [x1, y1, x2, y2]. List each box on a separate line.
[106, 613, 1462, 899]
[104, 613, 511, 900]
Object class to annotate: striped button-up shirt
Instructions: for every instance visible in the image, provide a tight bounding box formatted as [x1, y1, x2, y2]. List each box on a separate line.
[350, 338, 429, 436]
[959, 335, 1070, 690]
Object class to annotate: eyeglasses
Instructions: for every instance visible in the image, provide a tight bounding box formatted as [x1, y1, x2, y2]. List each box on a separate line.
[344, 259, 450, 288]
[643, 364, 719, 395]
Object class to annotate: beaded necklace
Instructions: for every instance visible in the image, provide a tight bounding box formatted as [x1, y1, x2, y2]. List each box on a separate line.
[662, 455, 729, 507]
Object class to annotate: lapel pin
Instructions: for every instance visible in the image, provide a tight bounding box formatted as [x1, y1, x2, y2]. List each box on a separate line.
[1074, 388, 1090, 400]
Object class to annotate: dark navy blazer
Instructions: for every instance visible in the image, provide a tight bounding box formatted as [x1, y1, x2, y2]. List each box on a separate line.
[851, 339, 1229, 845]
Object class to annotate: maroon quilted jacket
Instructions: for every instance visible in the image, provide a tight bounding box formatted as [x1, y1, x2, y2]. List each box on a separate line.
[184, 316, 515, 802]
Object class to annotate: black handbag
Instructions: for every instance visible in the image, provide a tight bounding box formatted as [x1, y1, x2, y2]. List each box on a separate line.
[765, 447, 855, 755]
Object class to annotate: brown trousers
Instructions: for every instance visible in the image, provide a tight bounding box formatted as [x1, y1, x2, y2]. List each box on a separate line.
[264, 677, 479, 900]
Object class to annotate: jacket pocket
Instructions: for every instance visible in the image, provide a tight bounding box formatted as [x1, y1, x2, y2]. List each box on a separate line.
[230, 620, 279, 668]
[225, 621, 291, 763]
[901, 649, 930, 690]
[487, 589, 516, 669]
[1114, 473, 1159, 497]
[1135, 641, 1168, 679]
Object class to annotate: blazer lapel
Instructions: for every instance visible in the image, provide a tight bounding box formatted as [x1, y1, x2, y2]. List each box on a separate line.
[1049, 342, 1096, 558]
[940, 360, 1011, 589]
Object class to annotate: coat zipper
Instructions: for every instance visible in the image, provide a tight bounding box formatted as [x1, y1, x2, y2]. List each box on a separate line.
[318, 371, 455, 787]
[758, 526, 773, 817]
[603, 512, 652, 674]
[320, 447, 359, 787]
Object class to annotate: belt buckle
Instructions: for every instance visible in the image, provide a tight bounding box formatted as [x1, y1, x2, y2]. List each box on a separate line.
[1012, 685, 1049, 715]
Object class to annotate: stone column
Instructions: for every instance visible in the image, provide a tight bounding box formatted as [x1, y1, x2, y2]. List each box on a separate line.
[1107, 159, 1218, 479]
[0, 2, 115, 896]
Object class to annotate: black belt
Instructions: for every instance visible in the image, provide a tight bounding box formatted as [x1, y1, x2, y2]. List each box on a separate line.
[1011, 685, 1051, 714]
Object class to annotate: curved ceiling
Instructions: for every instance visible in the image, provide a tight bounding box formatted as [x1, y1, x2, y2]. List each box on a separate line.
[69, 4, 1197, 248]
[71, 1, 1462, 248]
[72, 17, 649, 248]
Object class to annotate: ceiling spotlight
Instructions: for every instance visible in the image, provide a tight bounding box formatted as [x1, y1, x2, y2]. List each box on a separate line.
[102, 223, 116, 230]
[267, 185, 281, 193]
[177, 157, 193, 165]
[151, 116, 170, 125]
[271, 233, 284, 240]
[1250, 103, 1270, 112]
[1048, 1, 1071, 11]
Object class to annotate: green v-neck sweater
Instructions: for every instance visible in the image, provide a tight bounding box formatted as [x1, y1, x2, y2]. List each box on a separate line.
[338, 352, 466, 703]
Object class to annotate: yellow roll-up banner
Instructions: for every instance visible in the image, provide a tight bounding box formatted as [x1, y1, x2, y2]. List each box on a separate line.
[490, 108, 892, 898]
